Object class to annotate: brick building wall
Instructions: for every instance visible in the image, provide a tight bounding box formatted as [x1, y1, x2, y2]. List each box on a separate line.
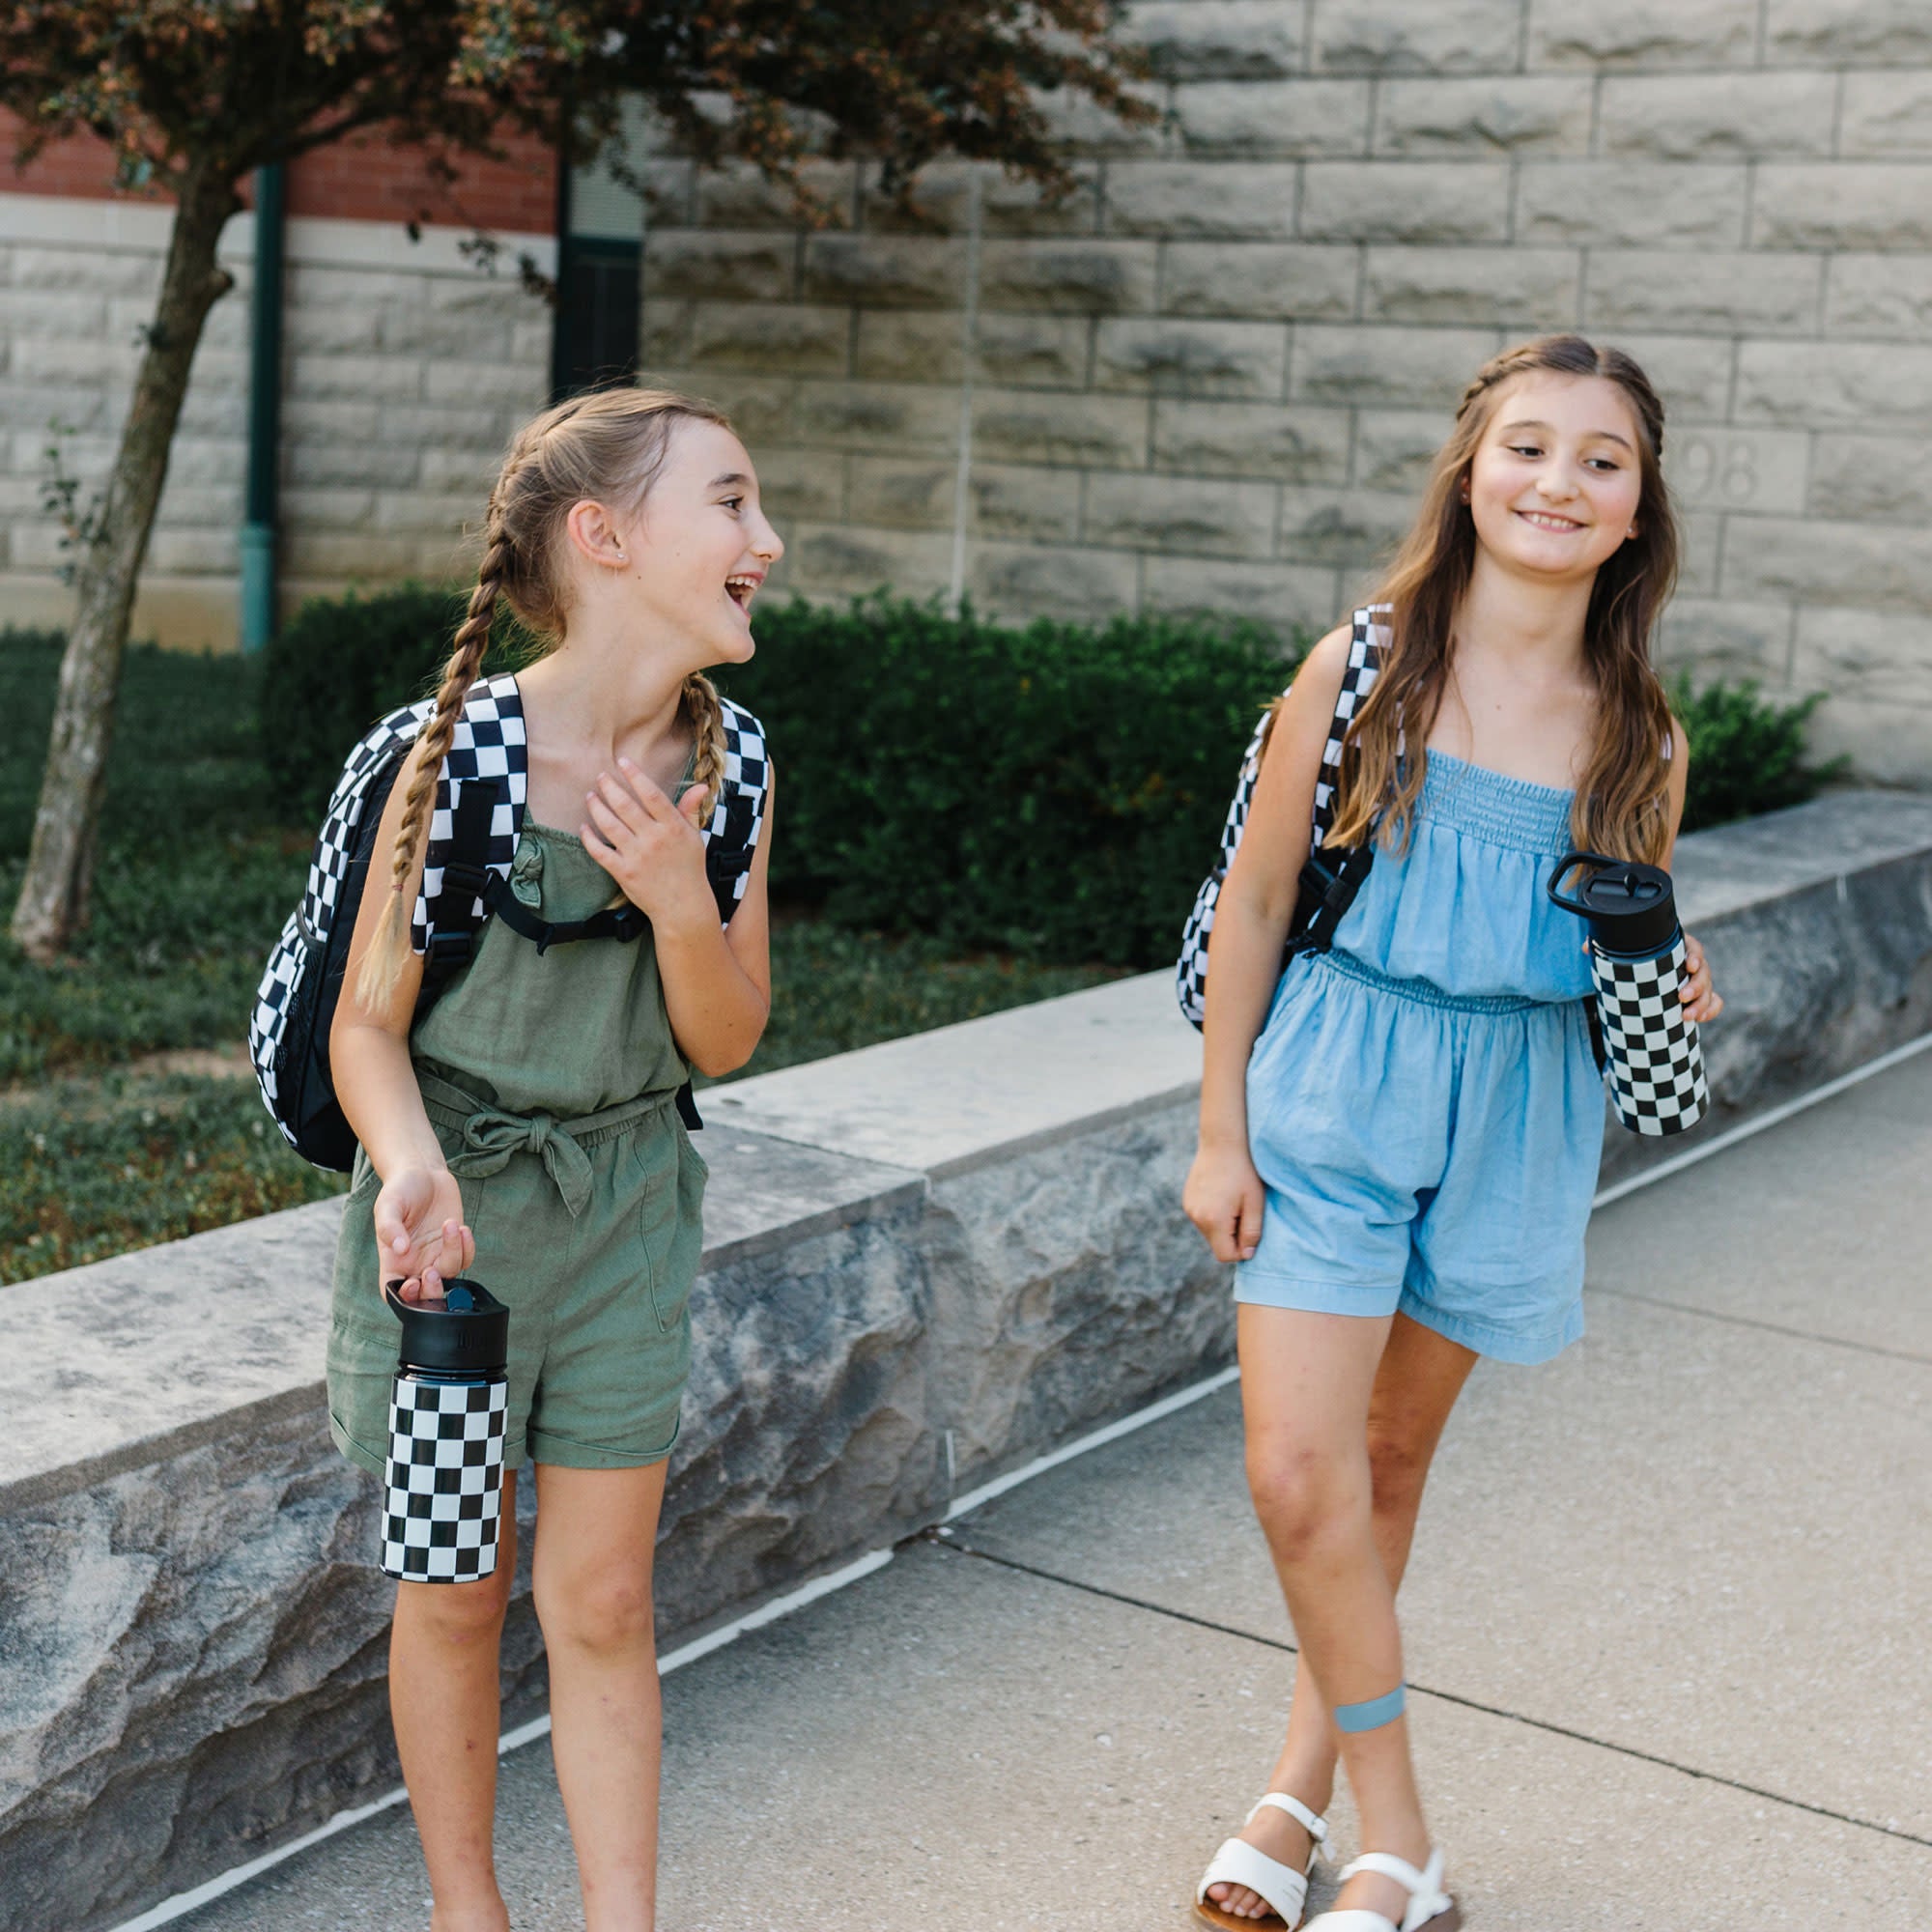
[0, 126, 556, 647]
[616, 0, 1932, 783]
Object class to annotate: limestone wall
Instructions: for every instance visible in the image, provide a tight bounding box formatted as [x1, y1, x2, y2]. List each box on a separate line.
[0, 195, 554, 649]
[620, 2, 1932, 783]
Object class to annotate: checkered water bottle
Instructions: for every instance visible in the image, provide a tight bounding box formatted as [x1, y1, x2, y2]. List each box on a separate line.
[382, 1279, 510, 1582]
[1547, 852, 1709, 1138]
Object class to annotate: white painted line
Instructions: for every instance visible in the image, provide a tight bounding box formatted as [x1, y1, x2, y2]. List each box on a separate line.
[1591, 1029, 1932, 1209]
[944, 1365, 1243, 1521]
[108, 1028, 1928, 1930]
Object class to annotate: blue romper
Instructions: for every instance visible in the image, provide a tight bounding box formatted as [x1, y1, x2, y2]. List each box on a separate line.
[1236, 750, 1605, 1364]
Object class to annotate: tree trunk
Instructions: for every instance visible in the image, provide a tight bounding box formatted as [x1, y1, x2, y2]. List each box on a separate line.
[9, 165, 239, 963]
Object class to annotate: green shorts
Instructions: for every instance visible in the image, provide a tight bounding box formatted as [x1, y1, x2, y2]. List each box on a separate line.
[327, 1074, 707, 1476]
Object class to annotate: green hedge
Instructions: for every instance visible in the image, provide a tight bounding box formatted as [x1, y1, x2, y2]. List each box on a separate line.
[254, 587, 1846, 970]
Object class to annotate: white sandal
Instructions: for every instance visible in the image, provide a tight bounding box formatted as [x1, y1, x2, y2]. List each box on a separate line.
[1194, 1792, 1329, 1929]
[1303, 1848, 1460, 1932]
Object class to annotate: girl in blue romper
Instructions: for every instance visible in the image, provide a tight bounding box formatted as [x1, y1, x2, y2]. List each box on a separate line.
[1187, 337, 1723, 1932]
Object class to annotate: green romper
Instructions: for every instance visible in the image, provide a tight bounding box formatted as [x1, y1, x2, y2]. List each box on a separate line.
[327, 816, 708, 1477]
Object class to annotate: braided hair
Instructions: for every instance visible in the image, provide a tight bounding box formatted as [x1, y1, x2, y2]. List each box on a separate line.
[355, 387, 736, 1009]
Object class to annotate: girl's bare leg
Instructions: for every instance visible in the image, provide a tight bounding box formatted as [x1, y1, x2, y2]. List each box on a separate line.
[1205, 1308, 1472, 1925]
[1208, 1317, 1477, 1919]
[390, 1468, 519, 1932]
[531, 1460, 669, 1932]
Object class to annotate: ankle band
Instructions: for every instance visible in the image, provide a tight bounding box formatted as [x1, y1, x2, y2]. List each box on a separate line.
[1332, 1684, 1406, 1734]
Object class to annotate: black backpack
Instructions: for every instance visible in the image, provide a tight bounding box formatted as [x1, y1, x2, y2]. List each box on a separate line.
[248, 674, 770, 1171]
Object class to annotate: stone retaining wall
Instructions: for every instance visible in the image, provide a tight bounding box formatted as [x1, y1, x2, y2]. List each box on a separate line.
[4, 789, 1932, 1931]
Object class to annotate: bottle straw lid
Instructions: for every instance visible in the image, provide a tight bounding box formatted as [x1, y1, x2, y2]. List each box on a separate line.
[384, 1277, 509, 1375]
[1546, 850, 1680, 955]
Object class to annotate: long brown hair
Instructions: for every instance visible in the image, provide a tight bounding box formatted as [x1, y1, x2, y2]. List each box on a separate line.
[356, 385, 735, 1009]
[1325, 334, 1680, 863]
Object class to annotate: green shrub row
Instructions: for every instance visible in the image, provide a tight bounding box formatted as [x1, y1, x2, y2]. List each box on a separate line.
[255, 586, 1845, 970]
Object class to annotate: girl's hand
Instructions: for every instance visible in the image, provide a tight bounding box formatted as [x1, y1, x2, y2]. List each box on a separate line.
[374, 1165, 473, 1304]
[582, 758, 715, 931]
[1680, 931, 1723, 1024]
[1184, 1144, 1266, 1264]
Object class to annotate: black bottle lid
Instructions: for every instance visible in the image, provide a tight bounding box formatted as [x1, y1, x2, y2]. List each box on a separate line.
[383, 1277, 509, 1376]
[1546, 850, 1681, 956]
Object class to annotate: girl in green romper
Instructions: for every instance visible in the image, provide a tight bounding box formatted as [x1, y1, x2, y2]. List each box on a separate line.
[327, 386, 781, 1932]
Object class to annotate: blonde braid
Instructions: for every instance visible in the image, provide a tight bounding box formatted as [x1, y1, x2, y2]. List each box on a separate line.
[681, 671, 727, 827]
[353, 515, 508, 1009]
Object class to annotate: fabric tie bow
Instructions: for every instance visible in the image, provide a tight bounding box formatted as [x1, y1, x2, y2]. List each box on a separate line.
[445, 1107, 593, 1217]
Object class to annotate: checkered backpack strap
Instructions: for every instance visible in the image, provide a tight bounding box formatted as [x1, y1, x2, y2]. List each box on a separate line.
[699, 696, 770, 924]
[409, 673, 528, 953]
[1173, 607, 1387, 1029]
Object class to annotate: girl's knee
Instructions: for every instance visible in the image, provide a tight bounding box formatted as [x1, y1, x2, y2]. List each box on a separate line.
[1366, 1425, 1435, 1516]
[396, 1568, 512, 1645]
[1244, 1438, 1368, 1558]
[534, 1565, 656, 1657]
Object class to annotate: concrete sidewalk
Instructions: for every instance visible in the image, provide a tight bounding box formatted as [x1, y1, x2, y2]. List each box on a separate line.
[171, 1053, 1932, 1931]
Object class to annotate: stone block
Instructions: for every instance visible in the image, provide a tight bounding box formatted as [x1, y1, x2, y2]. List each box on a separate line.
[1840, 73, 1932, 160]
[1122, 0, 1308, 80]
[966, 464, 1081, 544]
[278, 485, 378, 531]
[1824, 256, 1932, 340]
[637, 298, 693, 369]
[1298, 162, 1511, 243]
[855, 310, 966, 384]
[783, 522, 953, 600]
[694, 158, 857, 231]
[1092, 317, 1288, 397]
[0, 290, 105, 340]
[282, 529, 423, 577]
[1808, 434, 1932, 524]
[285, 304, 384, 355]
[1753, 165, 1932, 252]
[1375, 77, 1594, 156]
[174, 385, 248, 440]
[1103, 161, 1298, 241]
[162, 438, 246, 489]
[14, 335, 137, 389]
[650, 369, 797, 444]
[1141, 554, 1339, 639]
[1723, 515, 1932, 611]
[791, 381, 958, 456]
[967, 540, 1139, 620]
[1276, 485, 1415, 566]
[1291, 325, 1498, 409]
[645, 232, 797, 303]
[1161, 243, 1358, 323]
[1362, 245, 1579, 326]
[1312, 0, 1524, 74]
[847, 455, 958, 532]
[1662, 426, 1810, 518]
[1082, 470, 1277, 557]
[1525, 0, 1758, 68]
[1587, 251, 1823, 336]
[11, 246, 158, 298]
[1764, 0, 1932, 64]
[861, 161, 1101, 238]
[1171, 81, 1373, 157]
[973, 388, 1150, 469]
[1791, 607, 1932, 710]
[144, 526, 238, 575]
[1600, 73, 1838, 161]
[413, 447, 495, 496]
[689, 301, 850, 377]
[0, 384, 109, 433]
[974, 313, 1094, 389]
[1517, 163, 1748, 248]
[370, 400, 524, 452]
[1656, 598, 1794, 684]
[635, 158, 696, 226]
[745, 445, 843, 524]
[977, 240, 1158, 315]
[281, 397, 384, 448]
[1027, 77, 1169, 158]
[371, 490, 481, 536]
[1352, 408, 1450, 491]
[289, 352, 423, 404]
[422, 359, 543, 409]
[1803, 695, 1932, 787]
[802, 235, 967, 309]
[1151, 399, 1352, 483]
[1597, 333, 1734, 423]
[1737, 342, 1932, 429]
[1677, 512, 1720, 597]
[423, 275, 539, 324]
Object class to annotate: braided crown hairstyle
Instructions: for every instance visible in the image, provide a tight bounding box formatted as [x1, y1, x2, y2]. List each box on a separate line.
[356, 385, 736, 1009]
[1322, 334, 1680, 865]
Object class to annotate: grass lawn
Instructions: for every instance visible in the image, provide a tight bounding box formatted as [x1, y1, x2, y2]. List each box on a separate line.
[0, 634, 1122, 1284]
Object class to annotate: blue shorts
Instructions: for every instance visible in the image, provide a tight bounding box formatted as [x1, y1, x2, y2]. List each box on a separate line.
[1235, 951, 1605, 1365]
